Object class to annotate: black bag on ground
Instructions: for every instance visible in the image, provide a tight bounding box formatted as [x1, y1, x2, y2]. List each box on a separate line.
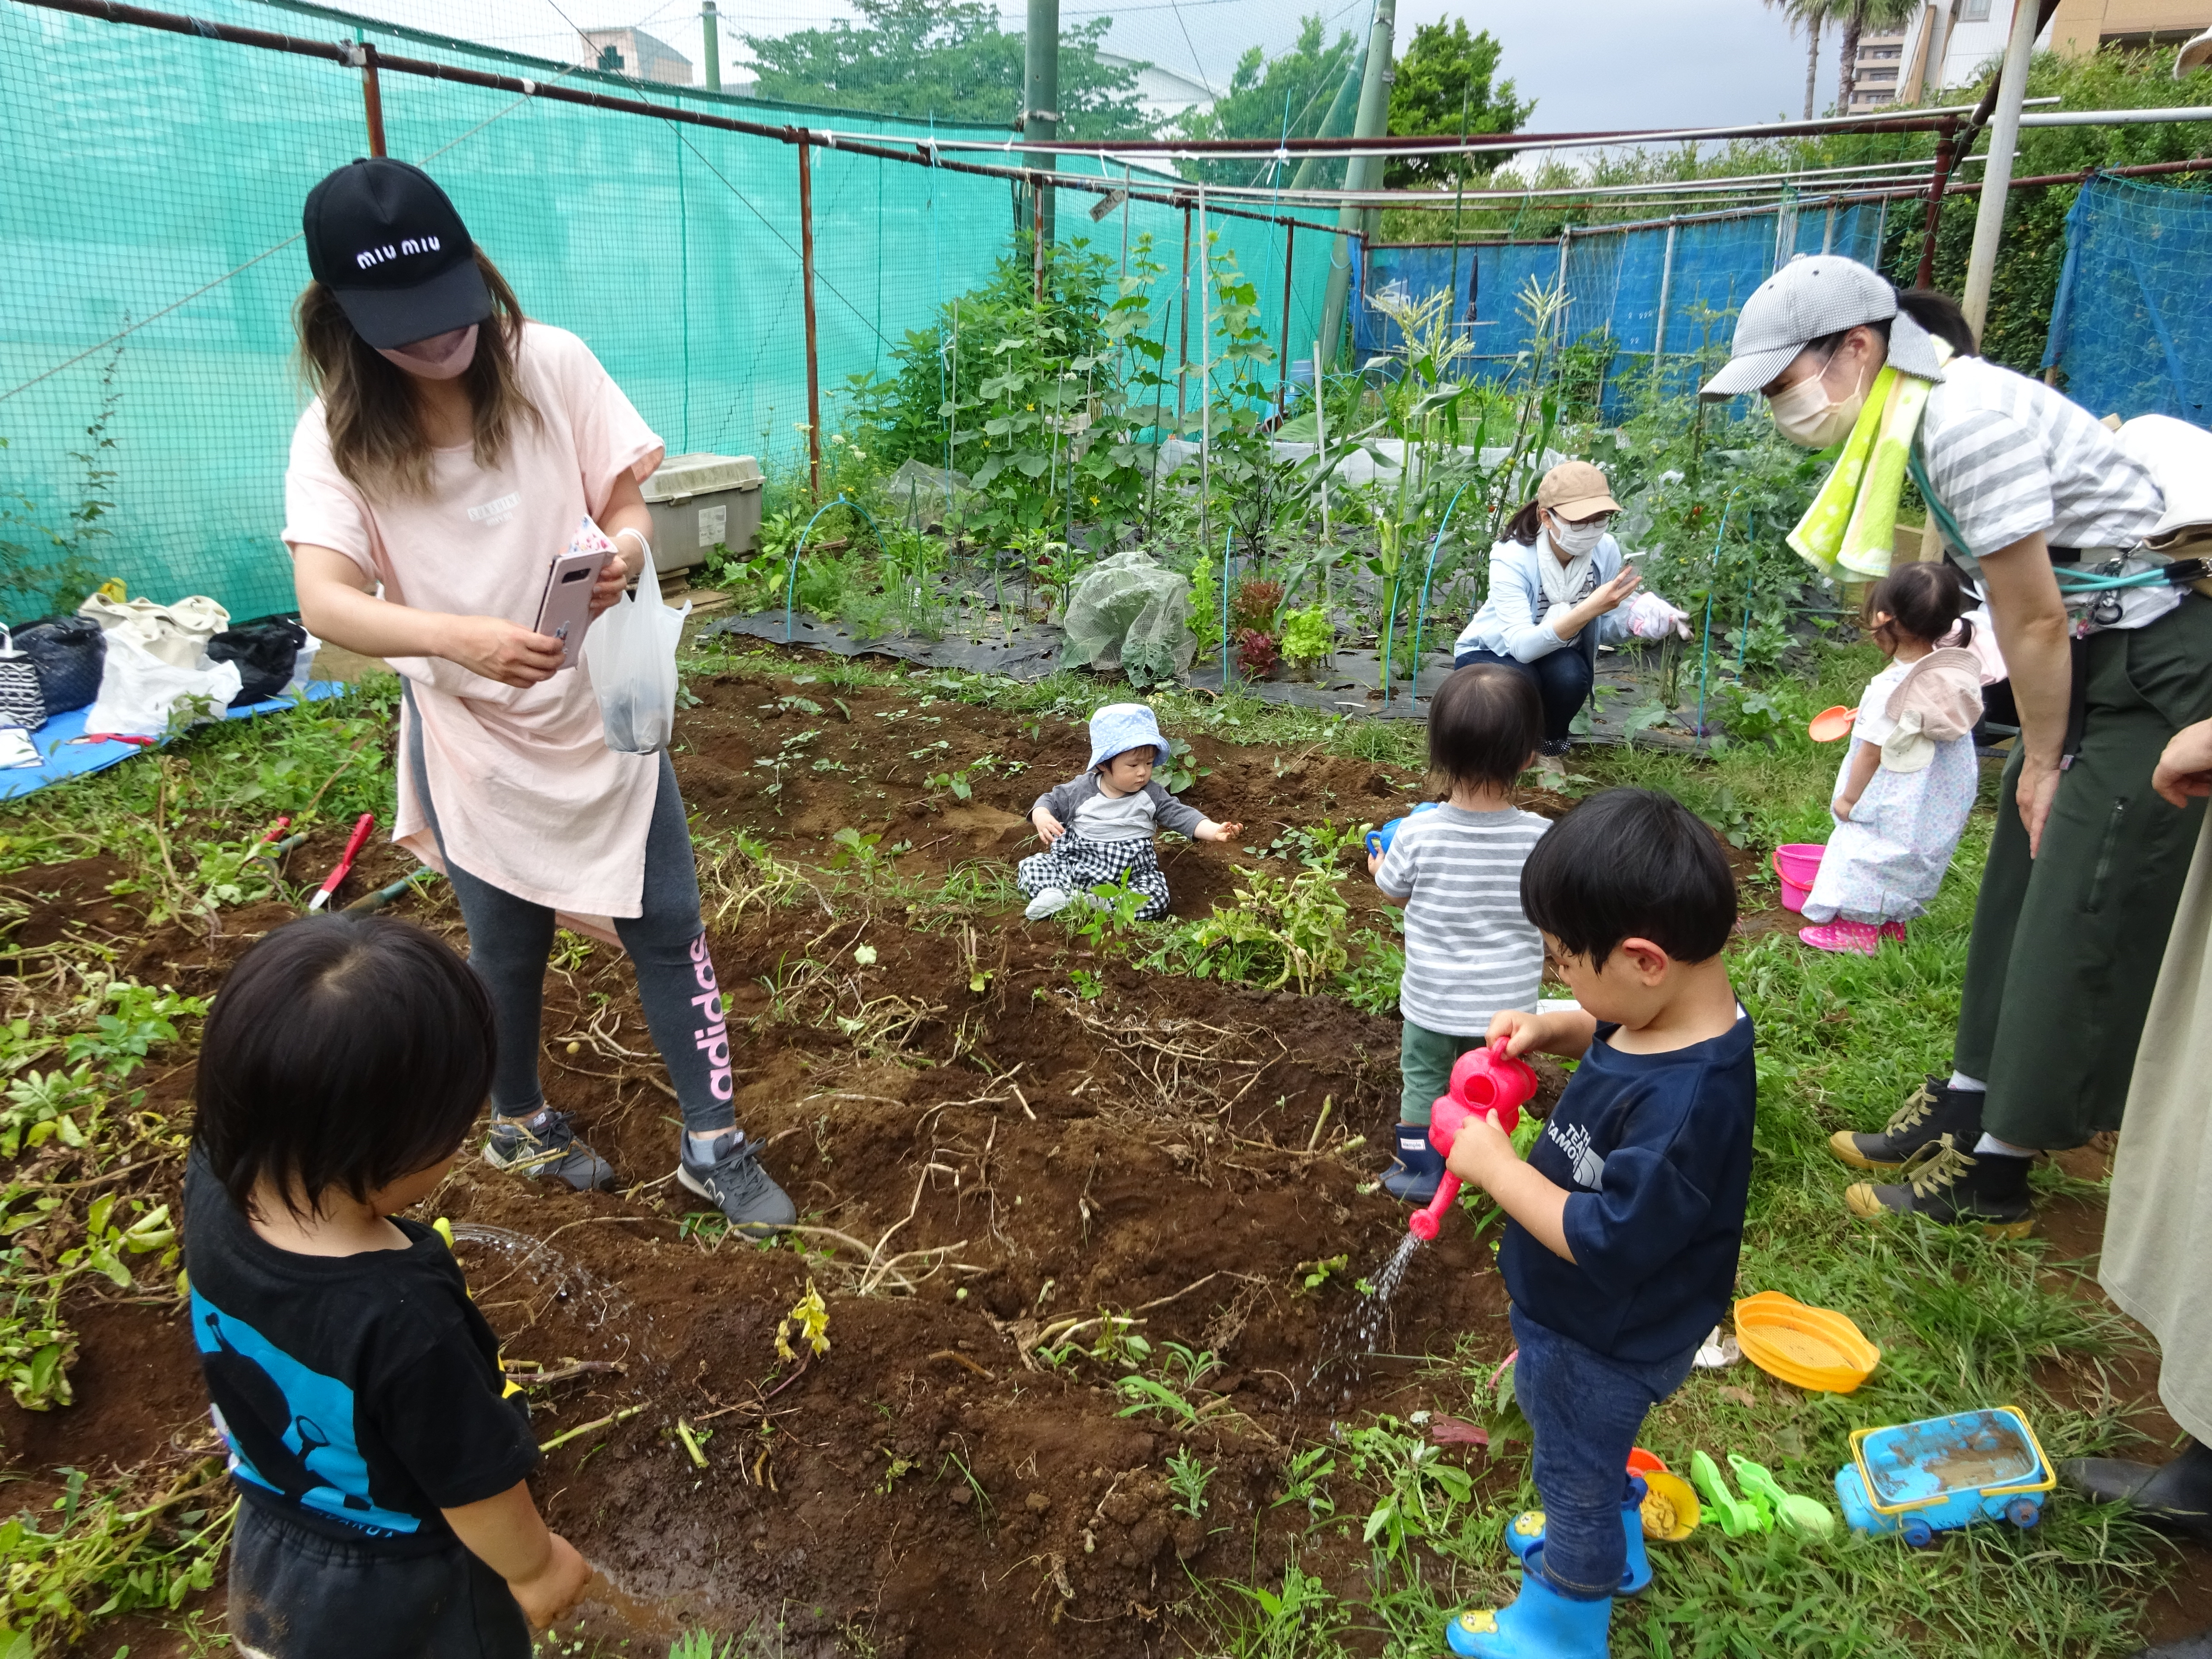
[11, 615, 105, 716]
[0, 627, 46, 731]
[206, 614, 308, 707]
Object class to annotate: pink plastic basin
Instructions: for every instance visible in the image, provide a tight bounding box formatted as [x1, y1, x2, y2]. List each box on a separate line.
[1773, 844, 1825, 913]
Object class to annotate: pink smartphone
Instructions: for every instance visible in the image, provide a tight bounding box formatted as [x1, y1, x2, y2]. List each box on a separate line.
[533, 547, 608, 669]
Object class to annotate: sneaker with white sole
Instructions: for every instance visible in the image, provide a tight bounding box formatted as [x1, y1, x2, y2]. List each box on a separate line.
[679, 1131, 797, 1237]
[483, 1109, 615, 1191]
[1024, 887, 1074, 920]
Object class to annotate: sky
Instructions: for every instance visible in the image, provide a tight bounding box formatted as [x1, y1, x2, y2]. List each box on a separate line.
[344, 0, 1836, 140]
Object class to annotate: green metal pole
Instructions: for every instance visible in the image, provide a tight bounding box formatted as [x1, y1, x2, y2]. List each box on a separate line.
[1317, 0, 1395, 372]
[1024, 0, 1059, 244]
[700, 0, 720, 92]
[1289, 42, 1367, 196]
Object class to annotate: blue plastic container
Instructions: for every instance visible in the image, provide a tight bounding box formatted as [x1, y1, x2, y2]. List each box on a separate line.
[1365, 800, 1443, 859]
[1833, 1406, 2053, 1548]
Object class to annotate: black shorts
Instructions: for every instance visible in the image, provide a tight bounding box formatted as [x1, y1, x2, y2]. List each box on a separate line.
[229, 1500, 530, 1659]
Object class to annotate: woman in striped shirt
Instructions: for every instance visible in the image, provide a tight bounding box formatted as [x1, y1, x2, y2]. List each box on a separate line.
[1705, 254, 2211, 1237]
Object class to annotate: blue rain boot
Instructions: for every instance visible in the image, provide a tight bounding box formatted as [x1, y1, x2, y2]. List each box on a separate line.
[1446, 1545, 1613, 1657]
[1381, 1121, 1446, 1203]
[1501, 1477, 1651, 1594]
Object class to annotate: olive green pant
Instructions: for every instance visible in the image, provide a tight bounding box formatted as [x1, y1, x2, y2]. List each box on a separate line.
[1401, 1019, 1489, 1126]
[1954, 597, 2212, 1148]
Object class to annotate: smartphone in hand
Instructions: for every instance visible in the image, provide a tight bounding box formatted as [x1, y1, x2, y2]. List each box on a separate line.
[533, 547, 608, 669]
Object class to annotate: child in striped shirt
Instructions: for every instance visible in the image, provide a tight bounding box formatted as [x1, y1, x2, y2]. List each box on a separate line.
[1368, 665, 1551, 1203]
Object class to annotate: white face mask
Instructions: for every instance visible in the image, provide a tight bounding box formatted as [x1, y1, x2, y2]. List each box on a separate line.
[1547, 516, 1607, 558]
[376, 323, 479, 381]
[1768, 346, 1865, 448]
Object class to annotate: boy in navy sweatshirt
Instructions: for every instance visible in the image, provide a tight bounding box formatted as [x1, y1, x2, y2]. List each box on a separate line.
[1440, 787, 1753, 1659]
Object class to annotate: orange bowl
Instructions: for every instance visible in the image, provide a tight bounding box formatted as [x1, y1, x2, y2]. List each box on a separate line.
[1627, 1448, 1668, 1477]
[1734, 1291, 1881, 1393]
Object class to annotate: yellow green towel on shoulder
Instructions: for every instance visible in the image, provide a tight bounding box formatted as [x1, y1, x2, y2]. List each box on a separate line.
[1786, 363, 1936, 580]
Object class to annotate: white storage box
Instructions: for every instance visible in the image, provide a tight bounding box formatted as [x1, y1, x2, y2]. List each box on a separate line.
[641, 453, 763, 575]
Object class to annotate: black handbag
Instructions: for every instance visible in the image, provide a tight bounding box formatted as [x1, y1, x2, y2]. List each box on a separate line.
[0, 627, 45, 731]
[12, 614, 104, 715]
[206, 614, 309, 707]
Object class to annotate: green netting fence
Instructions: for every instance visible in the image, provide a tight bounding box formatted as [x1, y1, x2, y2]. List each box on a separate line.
[0, 0, 1337, 624]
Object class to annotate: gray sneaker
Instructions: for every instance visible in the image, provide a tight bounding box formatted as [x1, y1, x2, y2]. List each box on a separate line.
[679, 1132, 797, 1236]
[483, 1110, 615, 1191]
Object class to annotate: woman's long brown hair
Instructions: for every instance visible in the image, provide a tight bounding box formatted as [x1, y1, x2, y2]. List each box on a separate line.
[294, 249, 542, 500]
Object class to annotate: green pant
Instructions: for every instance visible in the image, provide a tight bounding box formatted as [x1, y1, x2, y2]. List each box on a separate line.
[1955, 597, 2212, 1148]
[1401, 1019, 1488, 1126]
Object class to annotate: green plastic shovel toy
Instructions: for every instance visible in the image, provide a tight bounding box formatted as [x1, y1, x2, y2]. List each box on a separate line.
[1690, 1450, 1765, 1537]
[1730, 1454, 1837, 1538]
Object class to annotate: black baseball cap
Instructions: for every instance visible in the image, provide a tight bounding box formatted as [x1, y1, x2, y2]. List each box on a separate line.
[303, 158, 492, 350]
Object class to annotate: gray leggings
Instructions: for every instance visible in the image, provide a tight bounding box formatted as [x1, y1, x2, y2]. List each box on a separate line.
[404, 694, 735, 1136]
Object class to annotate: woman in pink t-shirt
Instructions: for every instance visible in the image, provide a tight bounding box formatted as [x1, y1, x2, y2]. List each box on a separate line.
[282, 159, 792, 1235]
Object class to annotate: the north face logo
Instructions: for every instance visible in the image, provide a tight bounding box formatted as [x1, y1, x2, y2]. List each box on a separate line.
[1545, 1118, 1606, 1189]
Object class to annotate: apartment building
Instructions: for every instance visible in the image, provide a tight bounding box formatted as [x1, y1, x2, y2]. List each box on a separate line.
[1847, 0, 2212, 108]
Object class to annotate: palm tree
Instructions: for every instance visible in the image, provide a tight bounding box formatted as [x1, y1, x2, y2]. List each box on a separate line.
[1765, 0, 1845, 118]
[1837, 0, 1921, 113]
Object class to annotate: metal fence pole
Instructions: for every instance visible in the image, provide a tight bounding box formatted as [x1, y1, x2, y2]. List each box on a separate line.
[1176, 200, 1192, 440]
[345, 40, 387, 156]
[1278, 226, 1295, 419]
[797, 136, 823, 497]
[1917, 116, 1959, 288]
[1653, 220, 1677, 376]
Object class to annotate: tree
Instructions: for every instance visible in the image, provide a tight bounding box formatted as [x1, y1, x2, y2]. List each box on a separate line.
[743, 0, 1152, 140]
[1168, 16, 1362, 187]
[1764, 0, 1846, 117]
[1384, 18, 1533, 188]
[1837, 0, 1918, 113]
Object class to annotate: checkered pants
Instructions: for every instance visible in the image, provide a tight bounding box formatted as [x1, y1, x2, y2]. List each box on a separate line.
[1016, 833, 1173, 921]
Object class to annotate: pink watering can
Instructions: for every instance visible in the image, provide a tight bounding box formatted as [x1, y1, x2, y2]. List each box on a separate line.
[1408, 1043, 1539, 1242]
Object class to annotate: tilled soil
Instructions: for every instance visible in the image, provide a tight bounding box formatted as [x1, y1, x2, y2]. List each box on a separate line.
[1, 660, 1568, 1656]
[6, 656, 2192, 1657]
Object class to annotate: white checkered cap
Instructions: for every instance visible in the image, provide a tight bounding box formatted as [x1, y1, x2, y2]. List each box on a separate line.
[1087, 702, 1170, 770]
[1701, 255, 1928, 399]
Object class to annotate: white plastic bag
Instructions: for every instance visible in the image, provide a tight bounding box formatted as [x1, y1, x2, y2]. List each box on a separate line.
[584, 522, 688, 754]
[1620, 589, 1692, 641]
[81, 632, 242, 737]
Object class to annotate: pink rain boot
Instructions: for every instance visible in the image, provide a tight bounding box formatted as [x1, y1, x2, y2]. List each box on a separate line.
[1799, 919, 1882, 956]
[1881, 921, 1907, 944]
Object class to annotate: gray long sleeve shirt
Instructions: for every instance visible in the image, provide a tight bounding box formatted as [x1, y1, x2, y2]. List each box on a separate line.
[1031, 772, 1206, 842]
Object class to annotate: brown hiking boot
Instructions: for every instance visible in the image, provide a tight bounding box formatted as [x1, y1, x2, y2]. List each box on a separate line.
[1843, 1134, 2033, 1239]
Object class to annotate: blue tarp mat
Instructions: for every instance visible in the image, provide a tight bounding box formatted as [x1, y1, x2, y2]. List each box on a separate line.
[1, 680, 349, 803]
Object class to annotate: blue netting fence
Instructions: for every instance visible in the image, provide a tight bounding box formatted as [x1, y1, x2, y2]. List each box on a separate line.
[1356, 194, 1893, 420]
[2044, 173, 2212, 425]
[0, 0, 1335, 623]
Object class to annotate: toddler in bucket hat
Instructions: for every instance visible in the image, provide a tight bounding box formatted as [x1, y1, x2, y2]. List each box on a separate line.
[1019, 704, 1242, 923]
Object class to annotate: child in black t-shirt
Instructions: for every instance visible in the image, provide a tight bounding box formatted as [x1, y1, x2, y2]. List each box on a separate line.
[184, 914, 590, 1659]
[1438, 788, 1754, 1659]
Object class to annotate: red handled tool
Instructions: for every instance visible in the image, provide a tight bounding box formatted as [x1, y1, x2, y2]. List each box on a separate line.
[307, 813, 376, 912]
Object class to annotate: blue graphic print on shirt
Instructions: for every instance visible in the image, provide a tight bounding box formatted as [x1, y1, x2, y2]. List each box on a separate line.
[191, 1293, 420, 1536]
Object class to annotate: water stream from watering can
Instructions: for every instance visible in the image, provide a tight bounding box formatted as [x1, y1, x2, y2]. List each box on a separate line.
[448, 1222, 670, 1386]
[1299, 1232, 1425, 1407]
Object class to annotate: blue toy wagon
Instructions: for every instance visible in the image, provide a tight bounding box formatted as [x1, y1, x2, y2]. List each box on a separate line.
[1834, 1406, 2055, 1547]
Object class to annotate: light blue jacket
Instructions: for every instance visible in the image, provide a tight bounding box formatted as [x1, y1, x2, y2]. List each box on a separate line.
[1454, 534, 1634, 663]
